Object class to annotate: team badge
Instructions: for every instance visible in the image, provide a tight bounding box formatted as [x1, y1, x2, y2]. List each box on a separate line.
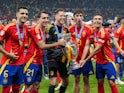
[110, 75, 115, 79]
[89, 71, 93, 74]
[50, 70, 54, 76]
[3, 78, 8, 84]
[27, 77, 32, 82]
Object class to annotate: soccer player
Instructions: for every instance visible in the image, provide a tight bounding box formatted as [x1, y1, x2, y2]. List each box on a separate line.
[23, 11, 66, 93]
[114, 16, 124, 84]
[80, 14, 118, 93]
[0, 7, 29, 93]
[66, 15, 74, 27]
[46, 8, 69, 93]
[69, 9, 94, 93]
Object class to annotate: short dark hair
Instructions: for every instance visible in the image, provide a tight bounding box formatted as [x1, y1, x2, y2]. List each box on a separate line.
[73, 9, 84, 16]
[37, 10, 50, 18]
[54, 8, 65, 15]
[93, 13, 103, 19]
[16, 6, 28, 12]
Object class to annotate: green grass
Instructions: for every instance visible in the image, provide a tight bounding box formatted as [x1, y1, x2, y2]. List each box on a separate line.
[0, 74, 123, 93]
[0, 55, 123, 93]
[39, 75, 124, 93]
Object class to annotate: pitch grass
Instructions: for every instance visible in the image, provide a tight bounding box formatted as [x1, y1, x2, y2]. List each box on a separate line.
[39, 75, 124, 93]
[0, 55, 123, 93]
[0, 72, 124, 93]
[0, 74, 123, 93]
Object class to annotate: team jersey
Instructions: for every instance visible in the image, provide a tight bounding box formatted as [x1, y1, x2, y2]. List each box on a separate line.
[93, 27, 115, 64]
[114, 26, 124, 53]
[69, 24, 93, 63]
[46, 25, 69, 59]
[0, 22, 28, 65]
[25, 25, 44, 65]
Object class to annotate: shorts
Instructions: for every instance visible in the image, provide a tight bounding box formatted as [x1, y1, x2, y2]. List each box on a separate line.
[48, 59, 68, 78]
[23, 63, 42, 84]
[71, 60, 94, 76]
[96, 62, 116, 80]
[0, 64, 24, 86]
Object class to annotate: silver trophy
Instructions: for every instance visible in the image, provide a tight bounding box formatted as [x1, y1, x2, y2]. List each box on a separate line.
[64, 34, 80, 74]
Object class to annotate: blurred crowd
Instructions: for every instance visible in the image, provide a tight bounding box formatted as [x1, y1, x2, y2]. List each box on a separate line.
[0, 0, 124, 23]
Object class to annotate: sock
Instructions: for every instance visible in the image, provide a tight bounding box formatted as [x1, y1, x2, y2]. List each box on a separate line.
[48, 85, 55, 93]
[31, 90, 38, 93]
[98, 82, 104, 93]
[110, 84, 118, 93]
[59, 86, 67, 93]
[12, 84, 20, 93]
[2, 86, 11, 93]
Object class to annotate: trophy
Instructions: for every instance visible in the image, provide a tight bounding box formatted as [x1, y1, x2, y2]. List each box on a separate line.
[62, 33, 80, 74]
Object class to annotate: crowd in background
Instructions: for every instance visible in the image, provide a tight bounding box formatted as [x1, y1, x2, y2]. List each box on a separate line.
[0, 0, 124, 23]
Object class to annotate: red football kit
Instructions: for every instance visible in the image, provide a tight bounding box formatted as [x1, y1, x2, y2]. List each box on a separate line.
[25, 25, 45, 65]
[114, 26, 124, 54]
[69, 24, 93, 63]
[0, 22, 28, 65]
[93, 27, 115, 64]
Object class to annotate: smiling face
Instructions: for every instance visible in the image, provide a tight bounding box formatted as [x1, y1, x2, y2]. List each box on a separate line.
[55, 11, 66, 26]
[16, 8, 28, 24]
[39, 13, 49, 27]
[92, 15, 103, 28]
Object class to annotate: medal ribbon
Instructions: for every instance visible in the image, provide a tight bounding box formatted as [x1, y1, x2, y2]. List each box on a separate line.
[75, 25, 84, 39]
[40, 28, 45, 42]
[16, 23, 25, 46]
[54, 25, 63, 40]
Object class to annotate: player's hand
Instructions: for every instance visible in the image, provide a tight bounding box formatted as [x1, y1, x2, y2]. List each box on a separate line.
[58, 39, 66, 46]
[7, 52, 19, 62]
[79, 59, 87, 67]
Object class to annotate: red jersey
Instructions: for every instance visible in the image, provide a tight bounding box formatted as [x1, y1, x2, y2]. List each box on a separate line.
[0, 22, 28, 65]
[93, 27, 115, 64]
[69, 24, 93, 62]
[25, 25, 44, 65]
[114, 26, 124, 53]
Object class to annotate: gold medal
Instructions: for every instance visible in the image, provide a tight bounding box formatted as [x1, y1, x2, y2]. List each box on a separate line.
[19, 40, 23, 46]
[76, 38, 80, 45]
